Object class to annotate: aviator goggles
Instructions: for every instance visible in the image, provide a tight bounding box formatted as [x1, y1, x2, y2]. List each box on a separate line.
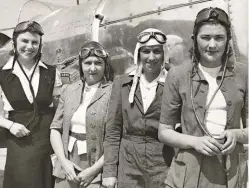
[79, 47, 108, 59]
[137, 31, 167, 44]
[14, 21, 44, 36]
[194, 7, 230, 27]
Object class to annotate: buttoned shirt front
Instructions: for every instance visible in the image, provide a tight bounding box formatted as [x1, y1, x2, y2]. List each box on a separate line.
[160, 60, 248, 188]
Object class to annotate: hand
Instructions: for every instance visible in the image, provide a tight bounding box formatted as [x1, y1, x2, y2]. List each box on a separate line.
[9, 122, 30, 137]
[102, 177, 117, 188]
[218, 130, 237, 155]
[193, 136, 223, 156]
[78, 166, 98, 187]
[61, 159, 82, 183]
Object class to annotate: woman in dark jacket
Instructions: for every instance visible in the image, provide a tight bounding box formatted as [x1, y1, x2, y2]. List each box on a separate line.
[0, 21, 62, 188]
[102, 28, 174, 188]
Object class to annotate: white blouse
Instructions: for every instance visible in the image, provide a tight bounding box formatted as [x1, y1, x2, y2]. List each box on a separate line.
[0, 57, 62, 114]
[199, 64, 227, 138]
[68, 82, 99, 155]
[139, 70, 166, 113]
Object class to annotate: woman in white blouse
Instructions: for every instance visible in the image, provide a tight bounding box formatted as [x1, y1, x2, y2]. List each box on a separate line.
[0, 21, 62, 188]
[50, 41, 113, 188]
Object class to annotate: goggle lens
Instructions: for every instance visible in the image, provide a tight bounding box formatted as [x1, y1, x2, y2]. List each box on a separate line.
[137, 32, 166, 44]
[79, 48, 108, 59]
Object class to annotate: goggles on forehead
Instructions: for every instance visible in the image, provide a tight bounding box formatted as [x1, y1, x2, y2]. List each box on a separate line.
[137, 31, 167, 44]
[79, 47, 108, 59]
[195, 7, 230, 27]
[14, 21, 44, 36]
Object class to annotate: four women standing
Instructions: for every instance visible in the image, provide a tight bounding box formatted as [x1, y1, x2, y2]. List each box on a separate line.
[0, 6, 247, 188]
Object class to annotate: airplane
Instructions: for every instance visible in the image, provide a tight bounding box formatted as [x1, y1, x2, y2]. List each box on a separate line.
[0, 0, 247, 146]
[0, 0, 247, 83]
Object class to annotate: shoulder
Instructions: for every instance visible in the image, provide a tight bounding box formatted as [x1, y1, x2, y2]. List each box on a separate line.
[167, 60, 192, 80]
[61, 80, 82, 94]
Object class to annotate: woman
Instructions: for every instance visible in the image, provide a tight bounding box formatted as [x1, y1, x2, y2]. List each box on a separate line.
[50, 41, 113, 188]
[102, 28, 174, 188]
[158, 7, 248, 188]
[0, 21, 62, 188]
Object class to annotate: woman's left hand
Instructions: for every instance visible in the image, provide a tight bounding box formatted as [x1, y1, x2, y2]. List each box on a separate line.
[218, 130, 237, 155]
[78, 166, 98, 187]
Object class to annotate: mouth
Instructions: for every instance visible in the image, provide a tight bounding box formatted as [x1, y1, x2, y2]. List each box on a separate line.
[21, 50, 35, 55]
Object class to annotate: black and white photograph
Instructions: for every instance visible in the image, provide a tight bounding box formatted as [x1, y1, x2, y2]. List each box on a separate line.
[0, 0, 248, 187]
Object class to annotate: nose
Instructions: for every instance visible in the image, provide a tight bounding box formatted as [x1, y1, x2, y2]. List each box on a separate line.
[208, 38, 216, 48]
[89, 63, 97, 72]
[26, 41, 33, 49]
[148, 51, 155, 61]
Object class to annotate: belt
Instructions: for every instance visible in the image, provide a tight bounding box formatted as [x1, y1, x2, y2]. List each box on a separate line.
[122, 134, 158, 143]
[69, 131, 86, 141]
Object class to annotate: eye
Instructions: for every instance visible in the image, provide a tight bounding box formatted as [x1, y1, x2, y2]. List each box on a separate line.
[95, 61, 103, 66]
[140, 49, 151, 54]
[21, 39, 29, 43]
[32, 41, 39, 45]
[153, 48, 163, 54]
[83, 61, 92, 65]
[215, 35, 225, 41]
[200, 35, 211, 40]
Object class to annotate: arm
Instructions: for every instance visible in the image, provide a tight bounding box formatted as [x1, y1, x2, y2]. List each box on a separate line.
[0, 86, 29, 137]
[102, 77, 123, 188]
[52, 68, 62, 109]
[50, 85, 81, 183]
[158, 68, 222, 156]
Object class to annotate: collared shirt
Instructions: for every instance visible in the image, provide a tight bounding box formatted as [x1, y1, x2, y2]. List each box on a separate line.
[0, 57, 62, 113]
[160, 60, 248, 188]
[160, 60, 247, 132]
[140, 71, 164, 113]
[68, 82, 99, 155]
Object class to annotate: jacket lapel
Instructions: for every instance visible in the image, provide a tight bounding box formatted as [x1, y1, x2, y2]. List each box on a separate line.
[70, 81, 83, 113]
[88, 82, 111, 107]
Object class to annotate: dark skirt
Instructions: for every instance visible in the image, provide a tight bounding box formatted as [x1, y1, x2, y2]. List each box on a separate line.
[3, 110, 55, 188]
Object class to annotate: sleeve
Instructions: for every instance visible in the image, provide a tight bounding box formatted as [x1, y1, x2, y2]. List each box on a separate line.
[241, 68, 248, 128]
[53, 68, 62, 96]
[50, 84, 68, 132]
[160, 67, 182, 128]
[103, 76, 123, 178]
[0, 85, 4, 117]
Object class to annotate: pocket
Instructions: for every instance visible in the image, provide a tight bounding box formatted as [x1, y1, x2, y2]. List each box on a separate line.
[165, 159, 187, 188]
[238, 152, 248, 188]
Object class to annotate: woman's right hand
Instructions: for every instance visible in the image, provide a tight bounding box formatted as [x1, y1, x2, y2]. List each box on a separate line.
[9, 122, 30, 137]
[192, 136, 223, 156]
[61, 159, 82, 183]
[102, 177, 117, 188]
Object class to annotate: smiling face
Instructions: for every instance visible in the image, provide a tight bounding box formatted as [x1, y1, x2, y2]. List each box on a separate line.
[15, 31, 41, 63]
[197, 23, 228, 68]
[139, 45, 164, 77]
[81, 56, 105, 86]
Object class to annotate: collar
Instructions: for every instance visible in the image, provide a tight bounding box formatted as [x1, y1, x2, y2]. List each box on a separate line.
[128, 68, 167, 84]
[192, 60, 234, 81]
[2, 56, 48, 70]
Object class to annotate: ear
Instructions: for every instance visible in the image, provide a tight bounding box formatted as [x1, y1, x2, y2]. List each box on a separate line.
[191, 34, 194, 40]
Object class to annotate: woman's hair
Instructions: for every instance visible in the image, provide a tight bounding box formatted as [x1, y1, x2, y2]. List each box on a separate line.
[78, 41, 113, 82]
